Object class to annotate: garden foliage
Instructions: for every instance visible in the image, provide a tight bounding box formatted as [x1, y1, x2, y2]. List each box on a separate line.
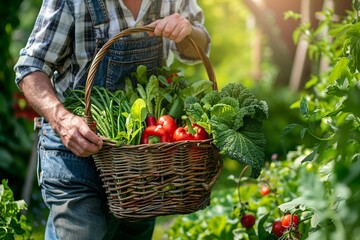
[165, 2, 360, 240]
[0, 180, 32, 240]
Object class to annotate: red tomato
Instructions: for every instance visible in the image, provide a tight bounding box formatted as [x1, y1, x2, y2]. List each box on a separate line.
[260, 185, 271, 196]
[281, 214, 299, 228]
[272, 220, 285, 237]
[240, 214, 256, 228]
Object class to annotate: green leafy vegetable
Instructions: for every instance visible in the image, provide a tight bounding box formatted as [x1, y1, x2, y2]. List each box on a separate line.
[184, 83, 268, 178]
[124, 98, 147, 145]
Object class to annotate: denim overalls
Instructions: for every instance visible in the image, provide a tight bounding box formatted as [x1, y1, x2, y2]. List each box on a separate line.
[38, 1, 163, 239]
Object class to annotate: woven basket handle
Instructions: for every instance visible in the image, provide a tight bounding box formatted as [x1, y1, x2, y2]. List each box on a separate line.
[84, 26, 216, 130]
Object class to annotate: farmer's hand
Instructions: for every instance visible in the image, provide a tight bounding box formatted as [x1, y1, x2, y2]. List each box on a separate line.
[55, 112, 103, 157]
[19, 71, 103, 157]
[148, 13, 192, 43]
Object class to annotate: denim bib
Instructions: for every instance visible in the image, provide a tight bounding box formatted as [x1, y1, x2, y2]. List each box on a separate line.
[80, 0, 164, 91]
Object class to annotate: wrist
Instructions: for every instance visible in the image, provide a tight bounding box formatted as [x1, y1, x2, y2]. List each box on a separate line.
[48, 104, 73, 134]
[176, 26, 209, 60]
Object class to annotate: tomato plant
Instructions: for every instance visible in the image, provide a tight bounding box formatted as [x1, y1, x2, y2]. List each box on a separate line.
[260, 185, 271, 196]
[165, 158, 303, 240]
[281, 214, 299, 228]
[272, 220, 285, 237]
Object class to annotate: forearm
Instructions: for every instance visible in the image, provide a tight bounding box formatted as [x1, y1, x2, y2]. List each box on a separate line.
[18, 71, 70, 132]
[19, 71, 103, 157]
[176, 26, 209, 60]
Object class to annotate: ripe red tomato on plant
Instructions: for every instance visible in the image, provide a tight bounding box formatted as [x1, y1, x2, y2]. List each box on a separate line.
[281, 214, 299, 228]
[272, 220, 285, 237]
[260, 185, 271, 196]
[240, 213, 256, 228]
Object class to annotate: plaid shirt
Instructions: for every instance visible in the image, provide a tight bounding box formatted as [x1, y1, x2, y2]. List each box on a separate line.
[14, 0, 210, 100]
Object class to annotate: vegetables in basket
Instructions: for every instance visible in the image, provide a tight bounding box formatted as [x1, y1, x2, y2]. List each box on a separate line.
[173, 123, 208, 141]
[63, 64, 213, 145]
[64, 87, 147, 145]
[141, 125, 172, 144]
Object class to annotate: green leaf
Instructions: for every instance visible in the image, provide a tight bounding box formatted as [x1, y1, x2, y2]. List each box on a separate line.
[211, 118, 266, 178]
[124, 77, 136, 100]
[0, 180, 29, 239]
[281, 123, 302, 136]
[301, 145, 319, 163]
[257, 212, 273, 240]
[300, 127, 307, 139]
[329, 58, 350, 83]
[343, 84, 360, 116]
[136, 84, 147, 100]
[179, 79, 213, 99]
[210, 102, 238, 127]
[145, 76, 159, 115]
[184, 96, 209, 122]
[135, 65, 148, 85]
[329, 23, 351, 39]
[220, 83, 268, 120]
[300, 96, 309, 117]
[354, 0, 360, 11]
[130, 98, 147, 123]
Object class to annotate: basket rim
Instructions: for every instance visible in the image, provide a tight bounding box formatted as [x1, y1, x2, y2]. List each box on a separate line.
[100, 136, 215, 148]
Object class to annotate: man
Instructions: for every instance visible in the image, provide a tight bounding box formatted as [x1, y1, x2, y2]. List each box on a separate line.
[14, 0, 210, 239]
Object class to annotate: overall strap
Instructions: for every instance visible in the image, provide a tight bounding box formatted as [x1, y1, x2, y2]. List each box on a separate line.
[114, 0, 128, 30]
[84, 0, 110, 48]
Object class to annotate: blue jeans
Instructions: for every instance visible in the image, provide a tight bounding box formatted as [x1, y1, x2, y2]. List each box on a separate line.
[38, 122, 155, 240]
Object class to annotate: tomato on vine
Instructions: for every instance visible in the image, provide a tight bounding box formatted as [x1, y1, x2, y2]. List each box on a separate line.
[272, 220, 285, 237]
[281, 214, 299, 228]
[240, 213, 256, 228]
[260, 185, 271, 196]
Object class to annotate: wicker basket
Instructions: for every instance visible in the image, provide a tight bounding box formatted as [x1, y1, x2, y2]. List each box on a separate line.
[84, 26, 223, 221]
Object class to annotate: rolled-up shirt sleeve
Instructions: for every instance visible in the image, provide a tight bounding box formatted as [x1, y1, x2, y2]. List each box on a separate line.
[170, 0, 210, 63]
[14, 0, 73, 87]
[161, 0, 210, 65]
